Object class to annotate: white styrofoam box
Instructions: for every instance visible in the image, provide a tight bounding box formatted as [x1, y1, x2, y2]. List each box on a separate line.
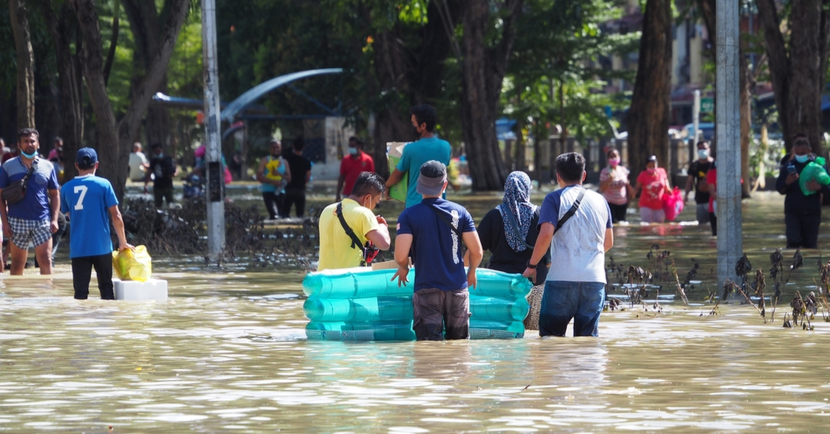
[114, 279, 168, 301]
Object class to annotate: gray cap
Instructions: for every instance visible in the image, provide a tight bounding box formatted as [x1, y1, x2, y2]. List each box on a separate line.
[416, 160, 447, 197]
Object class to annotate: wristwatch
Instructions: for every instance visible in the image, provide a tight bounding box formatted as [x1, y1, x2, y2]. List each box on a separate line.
[526, 260, 537, 270]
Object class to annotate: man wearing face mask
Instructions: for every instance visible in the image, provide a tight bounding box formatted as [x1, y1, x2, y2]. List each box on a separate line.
[143, 143, 178, 208]
[684, 141, 715, 225]
[776, 134, 830, 249]
[336, 137, 374, 202]
[318, 171, 390, 271]
[0, 128, 61, 275]
[386, 104, 452, 208]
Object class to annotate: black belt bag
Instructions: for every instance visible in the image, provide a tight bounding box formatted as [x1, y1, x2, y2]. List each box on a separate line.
[2, 159, 36, 205]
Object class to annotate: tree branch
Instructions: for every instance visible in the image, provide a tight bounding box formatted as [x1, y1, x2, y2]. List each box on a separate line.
[117, 0, 189, 144]
[103, 6, 119, 87]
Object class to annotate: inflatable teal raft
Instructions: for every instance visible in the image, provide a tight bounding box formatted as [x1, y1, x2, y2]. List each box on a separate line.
[303, 267, 531, 341]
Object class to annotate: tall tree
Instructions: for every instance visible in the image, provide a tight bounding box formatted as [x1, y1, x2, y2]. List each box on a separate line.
[506, 0, 638, 178]
[368, 0, 462, 175]
[38, 0, 85, 180]
[460, 0, 523, 191]
[756, 0, 830, 152]
[8, 0, 35, 129]
[122, 0, 171, 148]
[626, 0, 672, 178]
[70, 0, 189, 198]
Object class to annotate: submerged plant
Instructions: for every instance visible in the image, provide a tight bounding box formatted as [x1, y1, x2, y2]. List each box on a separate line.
[769, 249, 785, 321]
[754, 269, 766, 322]
[627, 265, 652, 308]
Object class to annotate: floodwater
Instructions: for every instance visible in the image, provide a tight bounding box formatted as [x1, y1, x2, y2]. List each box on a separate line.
[2, 188, 830, 433]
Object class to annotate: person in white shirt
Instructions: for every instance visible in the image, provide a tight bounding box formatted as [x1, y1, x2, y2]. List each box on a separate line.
[129, 142, 149, 182]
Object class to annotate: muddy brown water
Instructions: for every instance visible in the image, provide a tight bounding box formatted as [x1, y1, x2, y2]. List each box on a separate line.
[2, 188, 830, 433]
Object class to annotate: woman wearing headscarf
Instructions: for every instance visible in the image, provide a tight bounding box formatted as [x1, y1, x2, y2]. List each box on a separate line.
[474, 172, 549, 329]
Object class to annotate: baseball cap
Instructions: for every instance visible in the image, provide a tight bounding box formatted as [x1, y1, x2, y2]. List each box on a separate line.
[416, 160, 447, 197]
[77, 147, 98, 169]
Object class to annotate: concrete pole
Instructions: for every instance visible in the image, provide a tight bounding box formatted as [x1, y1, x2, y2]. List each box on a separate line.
[693, 89, 701, 144]
[202, 0, 225, 259]
[716, 0, 742, 285]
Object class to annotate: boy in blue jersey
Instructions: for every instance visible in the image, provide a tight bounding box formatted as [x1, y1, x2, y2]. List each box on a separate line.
[392, 161, 484, 340]
[61, 148, 133, 300]
[386, 105, 452, 207]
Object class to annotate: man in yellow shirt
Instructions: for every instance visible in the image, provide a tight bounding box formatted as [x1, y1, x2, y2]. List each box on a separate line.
[318, 172, 391, 270]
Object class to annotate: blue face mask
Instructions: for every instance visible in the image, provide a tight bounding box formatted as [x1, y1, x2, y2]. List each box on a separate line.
[795, 154, 810, 163]
[21, 149, 37, 159]
[348, 147, 358, 155]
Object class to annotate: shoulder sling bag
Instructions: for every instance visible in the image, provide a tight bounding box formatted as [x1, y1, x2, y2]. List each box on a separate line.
[335, 202, 379, 266]
[555, 187, 586, 232]
[424, 202, 467, 255]
[2, 158, 37, 205]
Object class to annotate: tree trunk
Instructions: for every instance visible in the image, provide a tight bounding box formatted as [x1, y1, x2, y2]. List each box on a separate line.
[371, 109, 411, 177]
[626, 0, 672, 178]
[757, 0, 829, 153]
[460, 0, 522, 191]
[72, 0, 120, 187]
[123, 0, 171, 149]
[366, 1, 462, 178]
[9, 0, 35, 129]
[40, 0, 85, 180]
[71, 0, 189, 199]
[370, 29, 415, 177]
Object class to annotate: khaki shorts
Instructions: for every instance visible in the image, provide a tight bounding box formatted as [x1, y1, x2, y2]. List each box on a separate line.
[412, 287, 470, 340]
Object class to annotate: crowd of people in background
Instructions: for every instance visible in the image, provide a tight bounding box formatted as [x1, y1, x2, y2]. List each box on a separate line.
[0, 107, 826, 331]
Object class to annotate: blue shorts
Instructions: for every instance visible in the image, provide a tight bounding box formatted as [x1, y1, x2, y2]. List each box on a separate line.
[539, 281, 605, 337]
[9, 217, 51, 249]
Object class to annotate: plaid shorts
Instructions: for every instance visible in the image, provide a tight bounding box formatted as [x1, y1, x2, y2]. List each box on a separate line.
[9, 217, 52, 249]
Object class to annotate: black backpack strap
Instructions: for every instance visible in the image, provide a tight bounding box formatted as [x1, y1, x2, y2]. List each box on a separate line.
[425, 202, 463, 239]
[336, 202, 366, 251]
[502, 206, 534, 250]
[555, 187, 586, 231]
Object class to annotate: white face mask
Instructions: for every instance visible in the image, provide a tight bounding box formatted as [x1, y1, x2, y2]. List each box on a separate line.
[698, 149, 709, 159]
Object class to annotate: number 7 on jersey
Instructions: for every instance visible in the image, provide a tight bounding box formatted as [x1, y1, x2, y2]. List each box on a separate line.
[73, 185, 88, 210]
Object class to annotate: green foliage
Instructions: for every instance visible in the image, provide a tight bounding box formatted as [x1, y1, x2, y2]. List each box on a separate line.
[505, 0, 638, 140]
[167, 10, 203, 99]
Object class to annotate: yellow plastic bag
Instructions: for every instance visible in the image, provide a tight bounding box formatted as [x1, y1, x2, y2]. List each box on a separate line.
[112, 245, 152, 282]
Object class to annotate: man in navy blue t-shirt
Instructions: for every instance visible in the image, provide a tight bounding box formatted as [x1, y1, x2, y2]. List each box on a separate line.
[393, 161, 483, 340]
[0, 128, 60, 275]
[61, 148, 133, 299]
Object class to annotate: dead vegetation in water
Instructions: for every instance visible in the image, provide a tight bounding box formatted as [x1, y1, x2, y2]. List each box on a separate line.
[121, 197, 320, 269]
[604, 245, 703, 314]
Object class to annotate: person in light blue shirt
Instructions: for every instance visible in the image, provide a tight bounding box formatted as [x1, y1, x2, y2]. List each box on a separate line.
[61, 148, 133, 300]
[386, 104, 452, 207]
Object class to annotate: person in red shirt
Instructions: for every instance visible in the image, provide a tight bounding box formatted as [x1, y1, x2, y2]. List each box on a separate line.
[336, 137, 375, 201]
[706, 165, 717, 236]
[631, 155, 672, 223]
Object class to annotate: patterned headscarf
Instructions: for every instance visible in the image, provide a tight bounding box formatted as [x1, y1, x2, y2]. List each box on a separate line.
[497, 171, 536, 252]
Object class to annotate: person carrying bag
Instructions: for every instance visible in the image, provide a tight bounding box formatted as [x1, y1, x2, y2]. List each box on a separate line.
[1, 158, 36, 204]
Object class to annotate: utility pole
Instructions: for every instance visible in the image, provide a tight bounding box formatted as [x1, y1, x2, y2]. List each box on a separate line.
[716, 0, 742, 285]
[693, 89, 701, 145]
[202, 0, 225, 259]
